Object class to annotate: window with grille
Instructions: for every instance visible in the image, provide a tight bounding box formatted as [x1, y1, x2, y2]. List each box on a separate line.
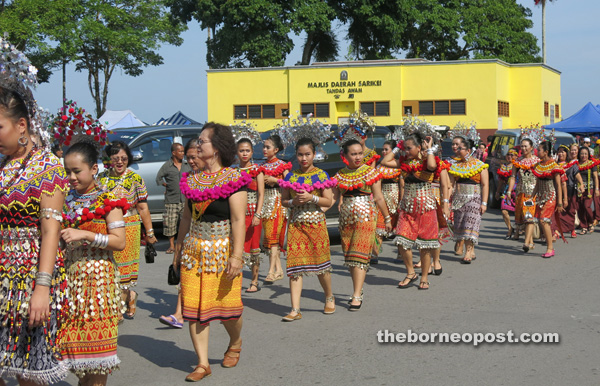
[301, 103, 329, 118]
[419, 101, 434, 115]
[498, 101, 510, 117]
[544, 102, 549, 117]
[233, 104, 280, 119]
[555, 104, 560, 118]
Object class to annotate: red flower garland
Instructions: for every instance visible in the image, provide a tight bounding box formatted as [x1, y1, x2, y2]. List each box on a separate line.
[531, 161, 565, 179]
[497, 164, 512, 178]
[63, 198, 129, 228]
[260, 160, 292, 176]
[577, 158, 600, 172]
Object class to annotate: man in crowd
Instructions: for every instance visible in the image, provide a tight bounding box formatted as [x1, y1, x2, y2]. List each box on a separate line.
[156, 143, 190, 253]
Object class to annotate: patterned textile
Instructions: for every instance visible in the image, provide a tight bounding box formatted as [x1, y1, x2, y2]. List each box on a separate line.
[284, 168, 333, 277]
[163, 202, 184, 237]
[260, 159, 290, 250]
[60, 187, 124, 376]
[113, 215, 141, 288]
[515, 193, 536, 225]
[243, 214, 262, 266]
[513, 156, 540, 196]
[362, 148, 380, 167]
[0, 149, 69, 383]
[339, 196, 376, 270]
[431, 182, 451, 243]
[452, 184, 482, 244]
[375, 181, 400, 237]
[334, 164, 381, 194]
[179, 167, 248, 325]
[577, 191, 594, 229]
[535, 186, 556, 223]
[98, 169, 148, 205]
[395, 209, 440, 250]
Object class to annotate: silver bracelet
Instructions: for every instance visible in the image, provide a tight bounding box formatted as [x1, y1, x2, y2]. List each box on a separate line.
[100, 234, 109, 249]
[482, 202, 488, 206]
[107, 221, 125, 230]
[393, 147, 401, 155]
[312, 195, 319, 204]
[288, 199, 294, 207]
[426, 149, 434, 155]
[90, 233, 100, 248]
[40, 208, 62, 222]
[36, 271, 52, 287]
[431, 144, 439, 153]
[442, 199, 450, 203]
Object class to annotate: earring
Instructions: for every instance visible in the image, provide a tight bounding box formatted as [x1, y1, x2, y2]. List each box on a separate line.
[18, 135, 28, 147]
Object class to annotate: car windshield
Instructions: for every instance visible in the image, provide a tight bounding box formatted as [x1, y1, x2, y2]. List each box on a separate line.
[107, 131, 142, 144]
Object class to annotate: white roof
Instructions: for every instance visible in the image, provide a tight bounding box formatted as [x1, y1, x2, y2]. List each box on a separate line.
[99, 110, 145, 130]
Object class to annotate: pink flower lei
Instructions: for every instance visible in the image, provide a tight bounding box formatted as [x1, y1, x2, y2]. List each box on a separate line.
[278, 178, 338, 193]
[180, 170, 252, 201]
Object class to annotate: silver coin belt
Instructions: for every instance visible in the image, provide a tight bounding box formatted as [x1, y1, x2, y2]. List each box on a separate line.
[64, 240, 113, 265]
[382, 182, 400, 215]
[452, 183, 481, 211]
[246, 191, 258, 216]
[535, 179, 556, 206]
[181, 219, 231, 274]
[261, 187, 281, 220]
[517, 169, 537, 196]
[399, 182, 436, 214]
[289, 202, 325, 224]
[339, 195, 376, 226]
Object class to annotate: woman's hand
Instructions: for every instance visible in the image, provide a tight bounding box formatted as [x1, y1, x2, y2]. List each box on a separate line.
[480, 204, 487, 215]
[265, 176, 278, 187]
[595, 189, 599, 197]
[29, 286, 50, 328]
[226, 256, 243, 280]
[251, 215, 260, 227]
[556, 204, 565, 213]
[384, 222, 392, 233]
[563, 198, 568, 208]
[60, 228, 90, 243]
[422, 136, 433, 151]
[146, 235, 158, 244]
[295, 190, 313, 204]
[443, 203, 450, 220]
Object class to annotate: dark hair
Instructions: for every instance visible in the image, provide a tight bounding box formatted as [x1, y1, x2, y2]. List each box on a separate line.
[201, 122, 236, 167]
[105, 140, 133, 166]
[404, 132, 426, 147]
[65, 140, 99, 168]
[184, 138, 198, 154]
[266, 134, 284, 152]
[342, 139, 362, 155]
[51, 144, 62, 154]
[578, 146, 591, 161]
[453, 136, 472, 150]
[520, 138, 534, 148]
[383, 139, 397, 149]
[171, 142, 183, 152]
[538, 141, 553, 156]
[295, 137, 316, 153]
[236, 138, 253, 148]
[0, 87, 30, 131]
[556, 145, 570, 161]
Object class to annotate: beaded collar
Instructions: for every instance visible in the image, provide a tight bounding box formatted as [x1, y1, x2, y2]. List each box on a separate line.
[180, 167, 251, 201]
[63, 186, 129, 228]
[237, 163, 262, 178]
[376, 164, 402, 180]
[497, 163, 513, 178]
[435, 160, 451, 180]
[561, 160, 578, 170]
[448, 157, 488, 179]
[512, 156, 540, 171]
[398, 156, 440, 182]
[335, 164, 382, 191]
[279, 168, 337, 193]
[531, 159, 564, 179]
[577, 159, 600, 172]
[260, 158, 292, 176]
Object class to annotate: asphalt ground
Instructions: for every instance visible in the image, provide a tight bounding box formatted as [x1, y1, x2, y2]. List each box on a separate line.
[7, 209, 600, 385]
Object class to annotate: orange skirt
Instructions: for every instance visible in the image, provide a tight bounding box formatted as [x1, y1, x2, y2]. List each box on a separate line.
[112, 215, 140, 288]
[515, 193, 536, 225]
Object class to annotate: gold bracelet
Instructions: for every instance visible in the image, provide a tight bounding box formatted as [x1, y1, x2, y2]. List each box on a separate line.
[230, 255, 244, 262]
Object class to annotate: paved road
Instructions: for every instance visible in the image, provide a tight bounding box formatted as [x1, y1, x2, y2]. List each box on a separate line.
[9, 209, 599, 385]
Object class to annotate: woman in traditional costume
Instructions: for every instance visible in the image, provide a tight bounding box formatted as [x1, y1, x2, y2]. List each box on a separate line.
[530, 141, 565, 258]
[494, 148, 519, 239]
[0, 37, 69, 384]
[339, 111, 379, 167]
[60, 141, 127, 385]
[231, 124, 264, 293]
[555, 145, 583, 239]
[176, 123, 249, 382]
[506, 133, 541, 252]
[280, 137, 337, 321]
[98, 141, 156, 319]
[260, 135, 291, 285]
[448, 127, 489, 264]
[334, 138, 391, 310]
[575, 146, 600, 235]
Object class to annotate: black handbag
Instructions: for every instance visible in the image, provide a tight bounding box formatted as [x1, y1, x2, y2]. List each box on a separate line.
[144, 243, 157, 263]
[168, 264, 180, 285]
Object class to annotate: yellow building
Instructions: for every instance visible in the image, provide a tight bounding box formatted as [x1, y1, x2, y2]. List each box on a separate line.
[207, 59, 561, 133]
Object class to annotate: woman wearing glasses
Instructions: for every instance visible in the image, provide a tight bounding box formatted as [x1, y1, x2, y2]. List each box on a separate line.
[99, 141, 156, 321]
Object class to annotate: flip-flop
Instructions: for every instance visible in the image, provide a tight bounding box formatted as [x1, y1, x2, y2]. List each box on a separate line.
[159, 315, 183, 329]
[165, 248, 175, 254]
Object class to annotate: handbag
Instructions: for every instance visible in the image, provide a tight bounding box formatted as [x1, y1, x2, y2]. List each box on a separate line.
[144, 243, 157, 263]
[168, 264, 180, 285]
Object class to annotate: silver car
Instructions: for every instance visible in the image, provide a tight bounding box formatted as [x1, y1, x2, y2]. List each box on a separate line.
[106, 125, 203, 222]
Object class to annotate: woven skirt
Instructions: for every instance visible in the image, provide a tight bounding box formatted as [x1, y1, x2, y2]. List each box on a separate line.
[112, 215, 140, 288]
[286, 220, 331, 277]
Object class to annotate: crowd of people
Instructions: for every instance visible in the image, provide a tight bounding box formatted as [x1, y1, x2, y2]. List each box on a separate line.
[0, 36, 598, 386]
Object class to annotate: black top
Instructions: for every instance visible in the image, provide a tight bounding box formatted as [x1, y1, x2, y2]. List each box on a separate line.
[187, 188, 246, 223]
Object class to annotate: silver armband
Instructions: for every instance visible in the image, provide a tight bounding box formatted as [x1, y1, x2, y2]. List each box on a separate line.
[107, 221, 125, 230]
[40, 208, 62, 222]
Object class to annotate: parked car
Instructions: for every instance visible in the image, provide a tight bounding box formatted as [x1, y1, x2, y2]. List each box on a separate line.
[485, 129, 575, 208]
[106, 125, 204, 221]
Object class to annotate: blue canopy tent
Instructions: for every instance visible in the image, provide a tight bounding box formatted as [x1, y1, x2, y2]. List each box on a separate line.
[544, 102, 600, 134]
[154, 111, 201, 126]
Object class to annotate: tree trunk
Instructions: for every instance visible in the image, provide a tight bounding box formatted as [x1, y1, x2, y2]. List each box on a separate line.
[301, 31, 315, 65]
[542, 0, 546, 63]
[62, 59, 67, 105]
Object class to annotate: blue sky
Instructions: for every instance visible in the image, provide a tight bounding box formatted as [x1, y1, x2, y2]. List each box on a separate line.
[35, 0, 599, 125]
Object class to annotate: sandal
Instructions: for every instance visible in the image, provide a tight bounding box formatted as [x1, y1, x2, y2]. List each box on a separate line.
[263, 272, 276, 285]
[159, 314, 183, 329]
[348, 296, 363, 311]
[166, 248, 175, 254]
[589, 226, 594, 233]
[324, 295, 336, 314]
[245, 281, 261, 293]
[273, 271, 285, 282]
[398, 273, 418, 288]
[282, 309, 302, 322]
[418, 281, 430, 290]
[460, 257, 472, 264]
[504, 227, 514, 240]
[580, 228, 588, 235]
[124, 291, 138, 319]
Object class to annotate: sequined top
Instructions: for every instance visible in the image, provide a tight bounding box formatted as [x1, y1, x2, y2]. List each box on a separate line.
[335, 164, 381, 195]
[512, 156, 540, 196]
[0, 149, 68, 228]
[98, 169, 148, 210]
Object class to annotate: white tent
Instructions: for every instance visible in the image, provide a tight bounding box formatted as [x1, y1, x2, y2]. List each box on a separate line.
[99, 110, 145, 130]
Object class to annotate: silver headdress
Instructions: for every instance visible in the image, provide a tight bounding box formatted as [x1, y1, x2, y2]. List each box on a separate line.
[335, 110, 375, 147]
[518, 124, 545, 148]
[230, 120, 262, 146]
[448, 121, 481, 150]
[0, 34, 50, 148]
[388, 115, 442, 156]
[276, 113, 332, 153]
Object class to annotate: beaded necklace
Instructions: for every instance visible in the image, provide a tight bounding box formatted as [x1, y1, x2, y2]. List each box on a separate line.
[512, 155, 539, 171]
[63, 186, 129, 228]
[497, 163, 513, 178]
[180, 167, 251, 201]
[376, 164, 402, 180]
[577, 159, 599, 198]
[561, 159, 578, 170]
[261, 158, 292, 176]
[531, 159, 564, 179]
[238, 163, 261, 178]
[279, 167, 337, 193]
[448, 157, 488, 179]
[335, 164, 382, 191]
[0, 146, 38, 197]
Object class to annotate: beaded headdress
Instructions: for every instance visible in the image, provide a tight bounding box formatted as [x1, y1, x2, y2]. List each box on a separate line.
[276, 113, 332, 153]
[448, 121, 480, 150]
[50, 100, 109, 150]
[388, 115, 441, 156]
[507, 148, 519, 157]
[334, 110, 375, 147]
[518, 124, 545, 148]
[230, 120, 262, 146]
[0, 34, 51, 148]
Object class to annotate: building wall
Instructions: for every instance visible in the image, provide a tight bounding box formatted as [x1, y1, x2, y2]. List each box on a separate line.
[206, 60, 561, 133]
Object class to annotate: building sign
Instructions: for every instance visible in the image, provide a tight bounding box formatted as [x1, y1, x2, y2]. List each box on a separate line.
[306, 80, 383, 95]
